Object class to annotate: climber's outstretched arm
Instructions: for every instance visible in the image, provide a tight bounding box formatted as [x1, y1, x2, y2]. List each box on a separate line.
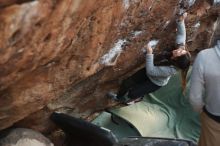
[175, 12, 187, 47]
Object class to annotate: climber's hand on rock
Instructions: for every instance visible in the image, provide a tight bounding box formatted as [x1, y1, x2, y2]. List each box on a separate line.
[145, 44, 153, 54]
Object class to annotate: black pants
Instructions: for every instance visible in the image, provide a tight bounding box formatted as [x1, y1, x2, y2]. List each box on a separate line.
[117, 68, 161, 100]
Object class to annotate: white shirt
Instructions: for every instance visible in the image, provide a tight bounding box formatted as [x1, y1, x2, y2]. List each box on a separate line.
[146, 54, 177, 86]
[189, 42, 220, 115]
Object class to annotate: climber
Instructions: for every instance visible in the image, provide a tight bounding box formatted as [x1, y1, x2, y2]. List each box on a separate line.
[107, 12, 191, 105]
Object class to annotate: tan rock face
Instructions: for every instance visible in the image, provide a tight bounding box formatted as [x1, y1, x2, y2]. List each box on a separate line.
[0, 0, 218, 133]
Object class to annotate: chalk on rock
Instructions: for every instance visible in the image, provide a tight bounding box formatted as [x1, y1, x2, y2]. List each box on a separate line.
[147, 40, 159, 49]
[179, 0, 196, 9]
[141, 40, 159, 54]
[100, 39, 126, 65]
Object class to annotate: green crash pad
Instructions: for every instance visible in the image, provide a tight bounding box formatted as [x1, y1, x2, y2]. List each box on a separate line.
[107, 71, 201, 142]
[92, 111, 140, 139]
